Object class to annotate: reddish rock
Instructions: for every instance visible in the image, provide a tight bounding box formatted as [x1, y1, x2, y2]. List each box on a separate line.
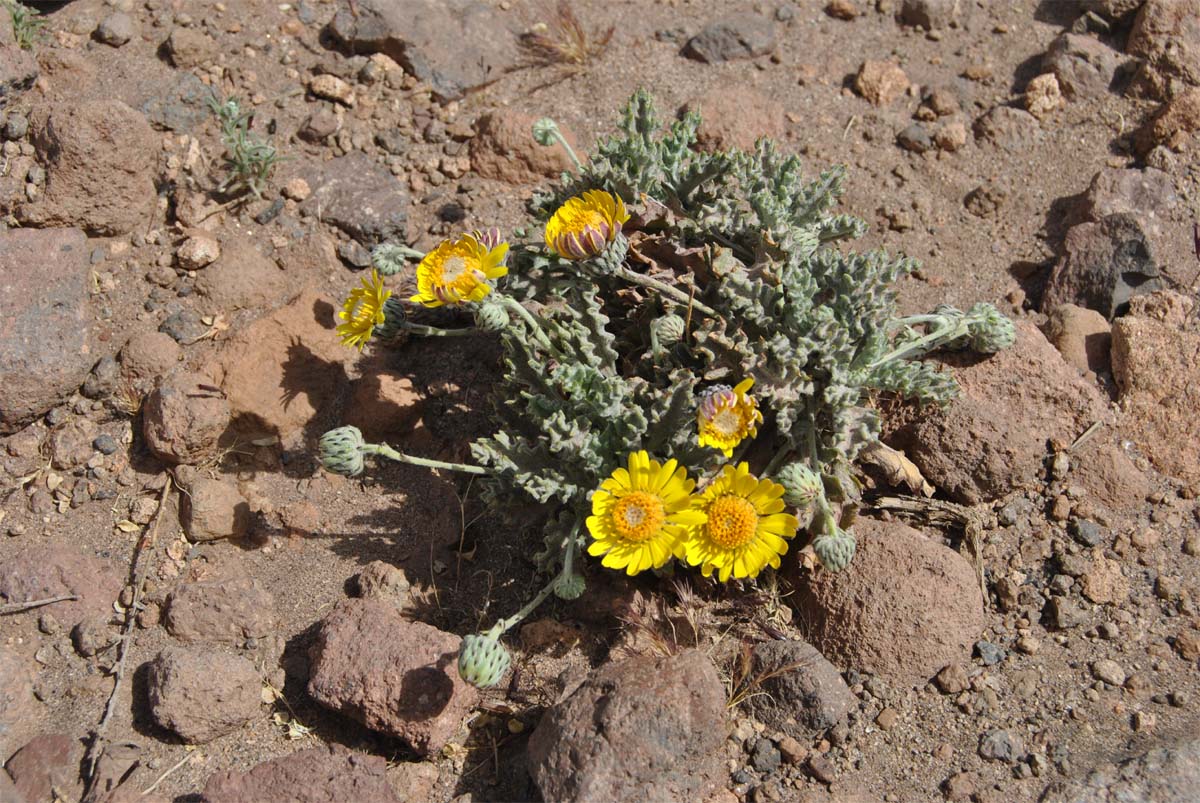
[1070, 442, 1152, 516]
[164, 566, 276, 644]
[4, 733, 84, 803]
[205, 288, 349, 443]
[119, 331, 181, 388]
[166, 27, 217, 69]
[142, 374, 231, 465]
[1111, 291, 1200, 484]
[1080, 167, 1177, 223]
[1080, 551, 1130, 605]
[1043, 33, 1120, 100]
[178, 475, 253, 542]
[49, 417, 99, 470]
[683, 87, 786, 152]
[20, 99, 157, 236]
[1136, 87, 1200, 153]
[1127, 0, 1200, 100]
[900, 0, 961, 29]
[1042, 304, 1112, 376]
[742, 640, 854, 739]
[528, 649, 726, 803]
[0, 545, 122, 628]
[195, 236, 292, 312]
[0, 647, 36, 755]
[791, 519, 984, 688]
[307, 598, 478, 757]
[145, 648, 261, 744]
[355, 561, 411, 600]
[0, 227, 95, 434]
[470, 109, 577, 185]
[200, 746, 402, 803]
[1024, 73, 1063, 118]
[973, 106, 1042, 152]
[0, 22, 38, 103]
[176, 234, 221, 270]
[1043, 214, 1162, 319]
[895, 322, 1113, 504]
[855, 60, 910, 106]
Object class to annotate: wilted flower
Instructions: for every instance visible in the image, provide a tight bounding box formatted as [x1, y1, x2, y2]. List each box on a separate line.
[545, 189, 629, 260]
[697, 379, 762, 458]
[411, 232, 509, 308]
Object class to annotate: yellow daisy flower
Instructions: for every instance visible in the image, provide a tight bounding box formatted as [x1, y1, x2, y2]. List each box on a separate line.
[682, 463, 800, 582]
[586, 450, 707, 576]
[410, 232, 509, 308]
[337, 269, 392, 350]
[697, 378, 762, 458]
[545, 189, 630, 260]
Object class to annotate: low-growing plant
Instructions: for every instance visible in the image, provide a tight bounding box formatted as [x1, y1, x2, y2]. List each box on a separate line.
[4, 0, 47, 50]
[207, 94, 281, 199]
[318, 91, 1014, 688]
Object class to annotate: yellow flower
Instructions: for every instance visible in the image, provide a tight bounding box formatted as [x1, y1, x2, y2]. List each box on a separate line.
[586, 450, 707, 576]
[545, 189, 630, 260]
[337, 269, 392, 350]
[410, 232, 509, 308]
[697, 378, 762, 458]
[682, 463, 799, 582]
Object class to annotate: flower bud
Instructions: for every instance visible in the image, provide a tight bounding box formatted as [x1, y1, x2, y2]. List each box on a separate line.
[371, 243, 409, 276]
[318, 426, 365, 477]
[458, 632, 511, 688]
[652, 313, 686, 347]
[775, 462, 823, 509]
[813, 530, 856, 572]
[966, 303, 1015, 353]
[553, 572, 586, 601]
[474, 298, 511, 333]
[531, 118, 560, 147]
[590, 231, 629, 275]
[372, 296, 408, 341]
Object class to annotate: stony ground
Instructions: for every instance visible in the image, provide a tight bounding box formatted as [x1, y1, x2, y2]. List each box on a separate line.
[1, 0, 1199, 802]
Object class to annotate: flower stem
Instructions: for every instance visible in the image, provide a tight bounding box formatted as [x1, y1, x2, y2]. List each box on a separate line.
[499, 295, 556, 353]
[401, 322, 475, 337]
[616, 266, 718, 317]
[485, 527, 579, 640]
[869, 317, 968, 369]
[392, 245, 426, 260]
[364, 443, 488, 475]
[548, 129, 584, 173]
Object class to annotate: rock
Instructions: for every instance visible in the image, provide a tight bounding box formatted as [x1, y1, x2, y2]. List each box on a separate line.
[791, 519, 984, 688]
[0, 545, 122, 628]
[895, 322, 1113, 504]
[1025, 73, 1063, 118]
[935, 663, 970, 694]
[1045, 596, 1088, 630]
[95, 12, 136, 46]
[1175, 630, 1200, 661]
[683, 16, 777, 63]
[934, 120, 968, 151]
[298, 109, 340, 143]
[328, 0, 519, 101]
[142, 373, 231, 464]
[355, 561, 411, 599]
[205, 288, 349, 443]
[194, 235, 291, 311]
[683, 87, 786, 152]
[1082, 0, 1146, 23]
[944, 772, 976, 802]
[973, 106, 1042, 152]
[164, 566, 276, 644]
[1111, 295, 1200, 484]
[49, 417, 99, 470]
[469, 109, 577, 185]
[300, 153, 408, 246]
[160, 309, 209, 344]
[1071, 442, 1150, 514]
[751, 738, 782, 773]
[178, 475, 252, 542]
[82, 356, 119, 400]
[1069, 519, 1106, 548]
[1080, 551, 1130, 605]
[974, 640, 1006, 666]
[1044, 214, 1162, 319]
[979, 729, 1024, 763]
[282, 178, 311, 202]
[528, 649, 725, 803]
[1042, 304, 1112, 375]
[897, 123, 933, 153]
[806, 753, 837, 785]
[1041, 740, 1200, 802]
[0, 227, 94, 434]
[4, 733, 84, 803]
[145, 647, 261, 743]
[1080, 167, 1176, 223]
[899, 0, 960, 28]
[1127, 0, 1200, 100]
[1043, 33, 1120, 100]
[72, 614, 118, 657]
[166, 27, 217, 69]
[0, 24, 38, 104]
[1091, 659, 1126, 686]
[140, 72, 212, 134]
[200, 746, 401, 803]
[855, 60, 910, 106]
[307, 598, 478, 757]
[0, 647, 36, 754]
[826, 0, 861, 20]
[1135, 87, 1200, 153]
[742, 640, 855, 739]
[176, 235, 221, 271]
[120, 331, 181, 388]
[20, 100, 157, 236]
[308, 74, 355, 106]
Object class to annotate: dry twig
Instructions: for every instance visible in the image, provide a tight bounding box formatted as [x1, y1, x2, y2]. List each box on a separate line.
[0, 594, 78, 615]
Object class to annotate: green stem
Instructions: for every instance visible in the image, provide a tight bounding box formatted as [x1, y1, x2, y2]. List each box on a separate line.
[401, 322, 475, 337]
[549, 129, 584, 173]
[392, 245, 426, 260]
[500, 296, 556, 353]
[616, 266, 718, 318]
[868, 318, 968, 369]
[485, 528, 579, 640]
[364, 444, 488, 475]
[763, 447, 792, 478]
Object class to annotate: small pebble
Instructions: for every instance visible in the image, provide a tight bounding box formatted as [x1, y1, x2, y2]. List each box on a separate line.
[1090, 659, 1126, 687]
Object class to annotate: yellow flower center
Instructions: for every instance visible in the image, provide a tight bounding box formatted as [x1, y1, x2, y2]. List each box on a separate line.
[710, 407, 743, 436]
[440, 254, 473, 283]
[706, 495, 758, 549]
[611, 492, 666, 543]
[561, 207, 608, 236]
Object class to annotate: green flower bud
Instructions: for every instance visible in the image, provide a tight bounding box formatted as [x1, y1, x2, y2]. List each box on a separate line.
[531, 118, 560, 147]
[553, 572, 586, 601]
[318, 426, 365, 477]
[775, 463, 823, 509]
[652, 313, 686, 347]
[371, 243, 409, 277]
[590, 232, 629, 276]
[813, 531, 856, 572]
[474, 298, 511, 333]
[458, 632, 511, 688]
[966, 303, 1015, 353]
[372, 296, 408, 341]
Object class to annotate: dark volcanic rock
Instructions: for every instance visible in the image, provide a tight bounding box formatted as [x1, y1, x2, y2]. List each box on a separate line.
[200, 746, 402, 803]
[743, 639, 855, 739]
[683, 16, 777, 63]
[300, 153, 409, 247]
[1043, 213, 1162, 319]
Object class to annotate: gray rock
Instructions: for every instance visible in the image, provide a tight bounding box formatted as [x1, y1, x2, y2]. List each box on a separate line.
[751, 738, 783, 774]
[1070, 519, 1106, 547]
[0, 228, 94, 433]
[81, 355, 119, 399]
[1043, 213, 1162, 319]
[95, 12, 136, 46]
[1081, 0, 1146, 23]
[1043, 33, 1121, 100]
[328, 0, 519, 101]
[899, 0, 961, 29]
[4, 112, 29, 141]
[529, 649, 726, 803]
[159, 308, 209, 343]
[300, 153, 409, 246]
[979, 729, 1024, 763]
[1041, 740, 1200, 802]
[743, 639, 855, 739]
[683, 16, 776, 63]
[140, 73, 212, 134]
[897, 123, 933, 152]
[145, 647, 261, 744]
[1045, 597, 1088, 630]
[974, 640, 1006, 666]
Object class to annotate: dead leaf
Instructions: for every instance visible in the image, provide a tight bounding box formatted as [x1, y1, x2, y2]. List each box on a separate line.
[861, 442, 934, 497]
